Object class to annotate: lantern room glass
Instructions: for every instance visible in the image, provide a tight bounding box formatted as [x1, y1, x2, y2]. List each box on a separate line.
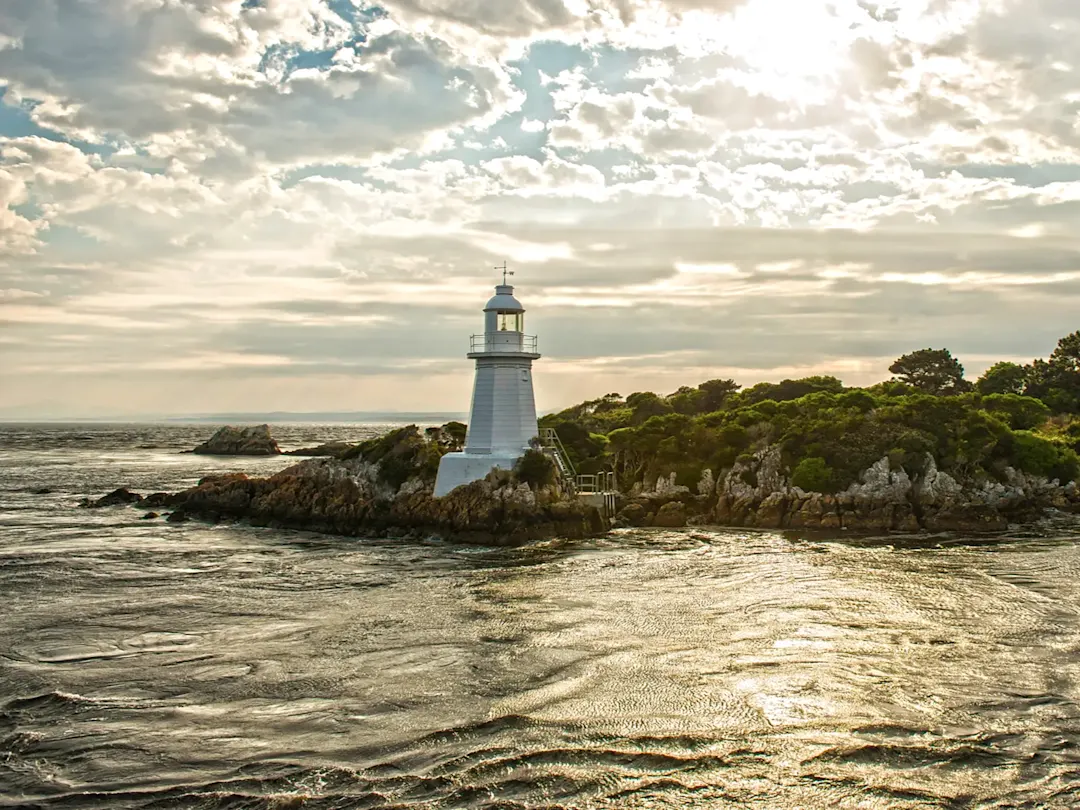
[497, 312, 523, 332]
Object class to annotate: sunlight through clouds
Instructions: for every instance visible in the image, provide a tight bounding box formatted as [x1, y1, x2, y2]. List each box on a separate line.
[1, 0, 1079, 416]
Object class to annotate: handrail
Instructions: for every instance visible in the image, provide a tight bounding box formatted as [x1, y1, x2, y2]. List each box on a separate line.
[540, 428, 618, 497]
[575, 471, 617, 493]
[540, 427, 576, 478]
[470, 334, 539, 353]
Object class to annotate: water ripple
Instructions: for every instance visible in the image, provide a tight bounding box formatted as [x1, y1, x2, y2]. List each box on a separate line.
[4, 424, 1080, 807]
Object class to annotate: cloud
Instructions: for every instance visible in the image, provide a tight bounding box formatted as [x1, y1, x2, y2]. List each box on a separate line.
[2, 0, 1080, 417]
[0, 0, 522, 168]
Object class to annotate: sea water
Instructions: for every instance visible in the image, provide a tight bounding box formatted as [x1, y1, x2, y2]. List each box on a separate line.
[3, 424, 1080, 808]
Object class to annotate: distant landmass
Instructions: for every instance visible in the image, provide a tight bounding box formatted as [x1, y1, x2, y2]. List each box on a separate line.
[167, 411, 469, 424]
[0, 411, 469, 424]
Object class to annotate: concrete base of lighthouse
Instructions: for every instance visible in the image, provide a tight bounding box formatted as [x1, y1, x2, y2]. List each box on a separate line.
[433, 452, 525, 497]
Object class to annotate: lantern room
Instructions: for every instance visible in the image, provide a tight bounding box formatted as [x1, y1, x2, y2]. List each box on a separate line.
[484, 284, 525, 333]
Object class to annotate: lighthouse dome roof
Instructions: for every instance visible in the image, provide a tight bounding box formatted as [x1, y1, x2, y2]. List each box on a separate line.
[484, 284, 524, 312]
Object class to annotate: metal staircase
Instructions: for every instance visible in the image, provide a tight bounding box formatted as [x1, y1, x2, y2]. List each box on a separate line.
[539, 428, 619, 518]
[539, 427, 578, 494]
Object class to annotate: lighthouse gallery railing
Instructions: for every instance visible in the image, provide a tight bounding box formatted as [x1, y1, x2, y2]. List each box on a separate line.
[469, 334, 539, 353]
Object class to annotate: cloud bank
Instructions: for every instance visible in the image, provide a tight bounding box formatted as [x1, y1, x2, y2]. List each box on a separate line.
[1, 0, 1079, 417]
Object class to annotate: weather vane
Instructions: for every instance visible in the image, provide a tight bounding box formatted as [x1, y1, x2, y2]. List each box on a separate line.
[495, 261, 514, 285]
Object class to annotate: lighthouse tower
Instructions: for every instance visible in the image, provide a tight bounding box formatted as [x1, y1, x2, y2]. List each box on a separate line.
[434, 280, 541, 497]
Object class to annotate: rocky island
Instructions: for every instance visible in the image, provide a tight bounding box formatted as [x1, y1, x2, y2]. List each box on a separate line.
[149, 426, 602, 544]
[191, 424, 281, 456]
[82, 333, 1080, 542]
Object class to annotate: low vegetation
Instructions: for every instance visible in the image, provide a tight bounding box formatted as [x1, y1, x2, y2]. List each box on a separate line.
[537, 331, 1080, 494]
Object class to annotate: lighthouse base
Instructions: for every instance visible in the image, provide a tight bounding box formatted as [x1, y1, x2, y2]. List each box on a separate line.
[434, 451, 524, 498]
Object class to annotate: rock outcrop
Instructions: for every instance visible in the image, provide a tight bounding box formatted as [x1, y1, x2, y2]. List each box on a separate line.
[191, 425, 281, 456]
[283, 441, 353, 459]
[612, 447, 1080, 533]
[709, 448, 1080, 533]
[148, 426, 603, 544]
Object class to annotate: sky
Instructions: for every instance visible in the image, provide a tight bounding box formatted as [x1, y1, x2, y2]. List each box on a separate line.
[1, 0, 1080, 418]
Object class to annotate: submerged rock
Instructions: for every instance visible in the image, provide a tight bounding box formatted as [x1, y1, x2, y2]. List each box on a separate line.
[81, 487, 143, 508]
[192, 425, 281, 456]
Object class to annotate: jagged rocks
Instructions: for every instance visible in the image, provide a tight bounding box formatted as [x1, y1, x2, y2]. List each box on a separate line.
[630, 471, 692, 498]
[706, 448, 1078, 533]
[158, 443, 603, 545]
[192, 425, 281, 456]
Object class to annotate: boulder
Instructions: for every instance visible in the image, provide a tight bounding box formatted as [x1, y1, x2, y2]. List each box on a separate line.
[140, 512, 159, 520]
[652, 501, 687, 528]
[756, 492, 790, 528]
[192, 425, 281, 456]
[615, 502, 648, 527]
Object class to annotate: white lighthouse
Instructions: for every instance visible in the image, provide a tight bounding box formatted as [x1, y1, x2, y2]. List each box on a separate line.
[434, 280, 541, 497]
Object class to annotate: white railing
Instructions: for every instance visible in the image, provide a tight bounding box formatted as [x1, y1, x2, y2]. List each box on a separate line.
[470, 334, 539, 353]
[575, 472, 617, 494]
[539, 429, 619, 503]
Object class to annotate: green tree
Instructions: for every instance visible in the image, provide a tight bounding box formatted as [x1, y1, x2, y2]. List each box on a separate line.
[982, 394, 1050, 430]
[626, 391, 673, 425]
[1050, 330, 1080, 372]
[1005, 432, 1079, 481]
[1026, 331, 1080, 414]
[546, 420, 606, 471]
[976, 362, 1029, 395]
[739, 376, 844, 406]
[667, 386, 705, 415]
[697, 378, 741, 412]
[889, 348, 972, 395]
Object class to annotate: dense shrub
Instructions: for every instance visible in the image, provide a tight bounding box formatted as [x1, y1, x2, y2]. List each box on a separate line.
[344, 425, 442, 488]
[1006, 432, 1080, 482]
[791, 457, 835, 493]
[513, 449, 558, 490]
[982, 394, 1050, 430]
